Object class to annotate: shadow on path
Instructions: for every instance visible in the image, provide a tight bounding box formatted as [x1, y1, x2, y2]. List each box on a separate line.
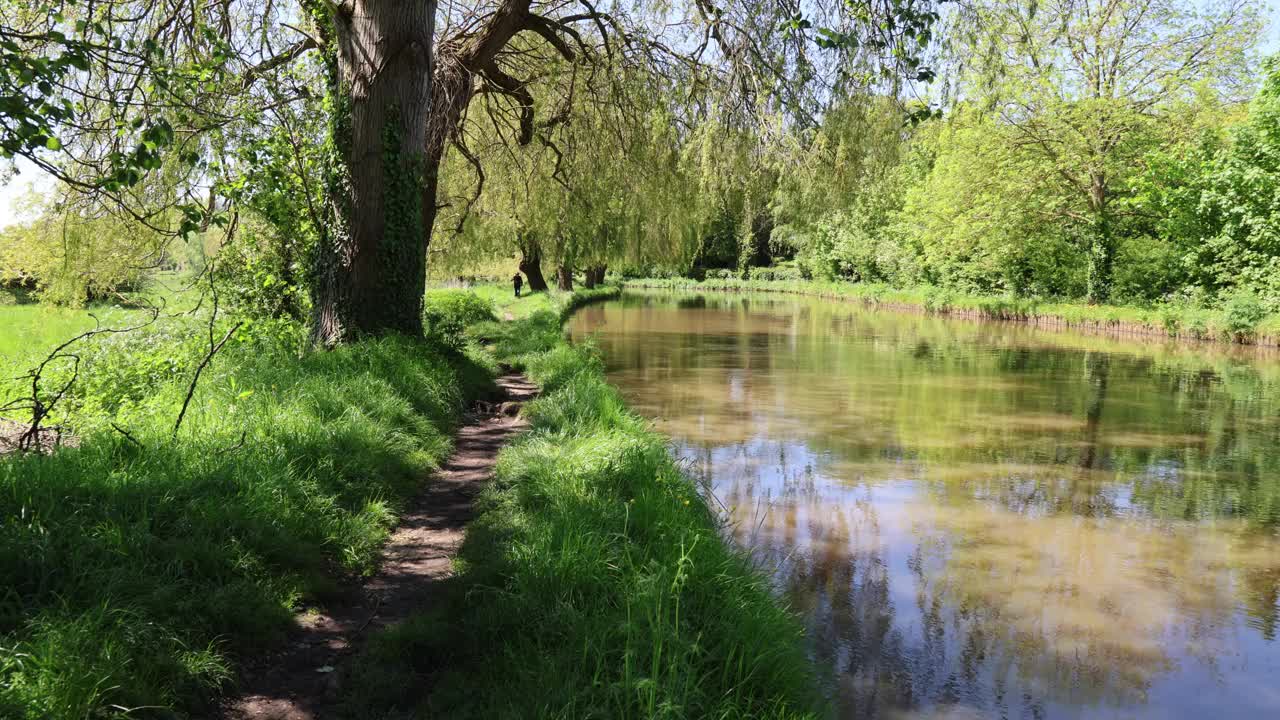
[221, 374, 538, 720]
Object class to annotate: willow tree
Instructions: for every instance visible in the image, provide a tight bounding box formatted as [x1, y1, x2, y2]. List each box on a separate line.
[6, 0, 951, 340]
[305, 0, 637, 341]
[431, 60, 688, 282]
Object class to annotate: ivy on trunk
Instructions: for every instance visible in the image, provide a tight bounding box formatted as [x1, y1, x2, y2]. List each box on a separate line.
[309, 0, 435, 344]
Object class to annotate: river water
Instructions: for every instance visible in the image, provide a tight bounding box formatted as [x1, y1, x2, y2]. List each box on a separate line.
[567, 290, 1280, 720]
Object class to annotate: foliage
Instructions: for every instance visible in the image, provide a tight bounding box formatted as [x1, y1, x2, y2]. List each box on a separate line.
[740, 2, 1271, 311]
[216, 99, 328, 321]
[898, 114, 1089, 297]
[748, 262, 806, 282]
[422, 289, 497, 348]
[1195, 56, 1280, 310]
[1222, 287, 1267, 339]
[0, 191, 173, 305]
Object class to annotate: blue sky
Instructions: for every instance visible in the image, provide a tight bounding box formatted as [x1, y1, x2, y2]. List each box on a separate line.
[2, 3, 1279, 229]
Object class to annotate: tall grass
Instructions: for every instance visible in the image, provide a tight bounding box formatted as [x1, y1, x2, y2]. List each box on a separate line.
[3, 284, 816, 717]
[341, 303, 822, 719]
[0, 324, 494, 717]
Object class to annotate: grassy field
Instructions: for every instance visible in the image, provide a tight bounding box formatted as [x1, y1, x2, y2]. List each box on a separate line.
[1, 272, 203, 382]
[451, 283, 566, 320]
[625, 277, 1280, 346]
[0, 302, 139, 367]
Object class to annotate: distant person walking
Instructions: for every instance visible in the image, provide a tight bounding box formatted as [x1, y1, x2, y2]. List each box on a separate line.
[512, 272, 524, 298]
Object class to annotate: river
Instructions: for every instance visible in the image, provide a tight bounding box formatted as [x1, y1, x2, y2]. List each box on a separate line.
[567, 290, 1280, 720]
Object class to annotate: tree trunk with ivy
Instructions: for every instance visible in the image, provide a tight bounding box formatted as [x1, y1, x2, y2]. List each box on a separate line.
[1084, 172, 1113, 305]
[305, 0, 600, 341]
[309, 0, 436, 345]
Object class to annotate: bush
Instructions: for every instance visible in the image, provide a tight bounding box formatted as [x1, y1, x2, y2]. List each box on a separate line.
[1221, 288, 1267, 340]
[747, 264, 805, 282]
[922, 285, 954, 313]
[423, 290, 497, 348]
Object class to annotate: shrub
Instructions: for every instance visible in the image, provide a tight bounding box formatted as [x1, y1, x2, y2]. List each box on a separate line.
[423, 290, 497, 348]
[1160, 307, 1181, 337]
[1221, 288, 1266, 341]
[747, 264, 805, 282]
[922, 285, 954, 313]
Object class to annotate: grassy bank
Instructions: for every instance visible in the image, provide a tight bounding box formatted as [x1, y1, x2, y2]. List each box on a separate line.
[434, 282, 620, 322]
[1, 282, 811, 717]
[0, 321, 495, 717]
[341, 290, 821, 719]
[624, 277, 1280, 347]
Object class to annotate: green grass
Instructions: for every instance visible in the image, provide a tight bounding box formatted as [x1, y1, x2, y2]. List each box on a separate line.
[0, 322, 495, 718]
[624, 277, 1280, 346]
[455, 283, 558, 320]
[1, 272, 204, 401]
[341, 292, 821, 720]
[445, 282, 618, 322]
[1, 282, 812, 718]
[0, 303, 142, 368]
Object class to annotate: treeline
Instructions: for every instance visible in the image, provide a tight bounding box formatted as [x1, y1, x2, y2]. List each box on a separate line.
[421, 1, 1280, 322]
[2, 1, 1276, 325]
[761, 60, 1280, 313]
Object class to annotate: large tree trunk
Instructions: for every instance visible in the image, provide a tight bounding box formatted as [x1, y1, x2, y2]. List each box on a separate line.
[557, 263, 574, 291]
[519, 238, 549, 291]
[1084, 173, 1113, 305]
[583, 264, 606, 288]
[310, 0, 544, 344]
[310, 0, 436, 345]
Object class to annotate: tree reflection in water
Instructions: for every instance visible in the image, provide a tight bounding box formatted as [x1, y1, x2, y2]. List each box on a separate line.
[570, 291, 1280, 719]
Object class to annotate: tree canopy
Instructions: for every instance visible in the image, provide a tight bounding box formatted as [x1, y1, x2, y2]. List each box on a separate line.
[2, 0, 1278, 325]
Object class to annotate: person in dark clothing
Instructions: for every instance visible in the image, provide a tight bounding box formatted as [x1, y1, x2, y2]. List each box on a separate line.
[512, 272, 524, 298]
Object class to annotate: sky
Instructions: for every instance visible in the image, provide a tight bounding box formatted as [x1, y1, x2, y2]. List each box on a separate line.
[2, 3, 1279, 230]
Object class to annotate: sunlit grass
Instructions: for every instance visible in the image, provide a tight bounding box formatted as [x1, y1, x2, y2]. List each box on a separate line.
[0, 271, 202, 370]
[0, 323, 494, 717]
[1, 283, 814, 717]
[341, 297, 822, 719]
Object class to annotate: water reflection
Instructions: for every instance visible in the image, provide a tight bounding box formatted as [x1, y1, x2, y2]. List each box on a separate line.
[569, 292, 1280, 719]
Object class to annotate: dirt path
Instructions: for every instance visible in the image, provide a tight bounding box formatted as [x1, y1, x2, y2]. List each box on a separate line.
[221, 374, 538, 720]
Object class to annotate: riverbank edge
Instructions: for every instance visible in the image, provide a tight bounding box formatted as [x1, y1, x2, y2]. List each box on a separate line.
[336, 284, 824, 718]
[623, 278, 1280, 348]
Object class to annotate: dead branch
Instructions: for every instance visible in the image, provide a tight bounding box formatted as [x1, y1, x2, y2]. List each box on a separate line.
[172, 321, 242, 439]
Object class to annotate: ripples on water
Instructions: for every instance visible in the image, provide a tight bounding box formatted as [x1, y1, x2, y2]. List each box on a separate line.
[568, 291, 1280, 720]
